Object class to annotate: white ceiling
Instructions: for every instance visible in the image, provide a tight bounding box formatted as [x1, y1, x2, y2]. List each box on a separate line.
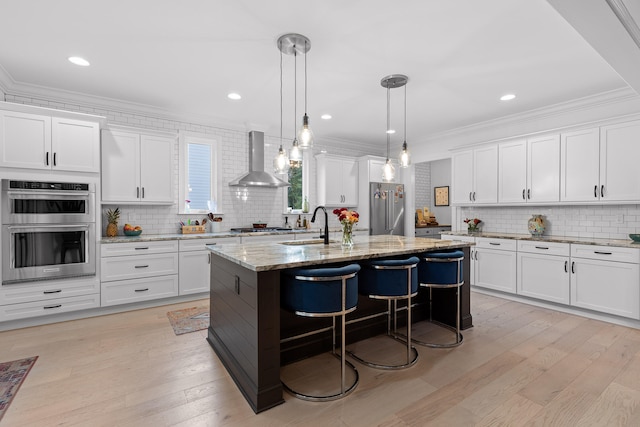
[0, 0, 636, 152]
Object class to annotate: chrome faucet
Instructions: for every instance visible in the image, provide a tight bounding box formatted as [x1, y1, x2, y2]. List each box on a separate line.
[311, 206, 329, 244]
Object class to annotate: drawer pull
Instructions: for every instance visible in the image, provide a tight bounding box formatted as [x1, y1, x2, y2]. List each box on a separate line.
[134, 288, 149, 292]
[564, 260, 568, 273]
[535, 246, 549, 250]
[522, 189, 525, 200]
[489, 242, 501, 246]
[44, 304, 62, 309]
[135, 265, 149, 269]
[134, 247, 149, 250]
[594, 251, 612, 255]
[571, 261, 575, 274]
[43, 289, 62, 294]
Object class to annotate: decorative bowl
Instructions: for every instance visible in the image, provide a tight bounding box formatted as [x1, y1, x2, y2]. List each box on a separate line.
[630, 234, 640, 243]
[124, 229, 142, 236]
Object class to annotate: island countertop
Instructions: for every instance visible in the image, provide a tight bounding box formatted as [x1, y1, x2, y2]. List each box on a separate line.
[206, 235, 473, 272]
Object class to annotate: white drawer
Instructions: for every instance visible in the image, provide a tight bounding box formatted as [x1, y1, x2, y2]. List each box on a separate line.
[0, 294, 100, 322]
[517, 240, 570, 256]
[101, 275, 179, 306]
[571, 244, 640, 264]
[101, 240, 179, 257]
[441, 234, 475, 243]
[476, 237, 517, 251]
[101, 253, 179, 282]
[0, 276, 100, 305]
[179, 238, 221, 252]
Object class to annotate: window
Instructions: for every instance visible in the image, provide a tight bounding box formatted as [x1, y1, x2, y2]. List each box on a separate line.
[179, 132, 220, 214]
[286, 150, 310, 212]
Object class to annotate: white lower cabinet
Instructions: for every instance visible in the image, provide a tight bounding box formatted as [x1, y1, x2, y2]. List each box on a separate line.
[474, 237, 517, 293]
[441, 234, 476, 286]
[570, 244, 640, 319]
[517, 241, 570, 304]
[178, 238, 240, 296]
[101, 240, 179, 306]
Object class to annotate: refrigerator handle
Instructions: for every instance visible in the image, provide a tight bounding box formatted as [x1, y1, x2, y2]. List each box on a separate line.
[389, 192, 395, 232]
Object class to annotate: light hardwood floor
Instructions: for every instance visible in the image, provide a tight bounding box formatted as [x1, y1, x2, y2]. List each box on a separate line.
[3, 292, 640, 426]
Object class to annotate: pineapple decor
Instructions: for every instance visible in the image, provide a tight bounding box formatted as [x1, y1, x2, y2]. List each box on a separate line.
[106, 207, 120, 237]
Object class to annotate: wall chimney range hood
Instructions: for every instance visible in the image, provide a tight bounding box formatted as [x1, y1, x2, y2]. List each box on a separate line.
[229, 131, 290, 188]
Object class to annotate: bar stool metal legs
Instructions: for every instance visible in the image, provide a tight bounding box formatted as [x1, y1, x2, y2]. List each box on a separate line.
[347, 257, 419, 370]
[280, 264, 360, 401]
[414, 251, 464, 348]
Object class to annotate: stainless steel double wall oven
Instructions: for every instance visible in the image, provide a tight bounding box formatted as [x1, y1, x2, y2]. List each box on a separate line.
[1, 179, 96, 284]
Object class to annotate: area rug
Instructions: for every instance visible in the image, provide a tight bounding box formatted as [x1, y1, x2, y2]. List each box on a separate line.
[0, 356, 38, 422]
[167, 306, 210, 335]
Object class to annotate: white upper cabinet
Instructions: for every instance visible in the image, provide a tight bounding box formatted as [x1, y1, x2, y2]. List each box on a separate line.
[452, 145, 497, 204]
[599, 120, 640, 201]
[561, 120, 640, 202]
[317, 154, 358, 206]
[101, 129, 174, 204]
[0, 110, 99, 172]
[560, 128, 600, 202]
[498, 134, 560, 204]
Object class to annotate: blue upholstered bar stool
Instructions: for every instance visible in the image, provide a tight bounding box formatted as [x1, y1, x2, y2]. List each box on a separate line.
[347, 256, 420, 370]
[416, 250, 464, 348]
[280, 263, 361, 401]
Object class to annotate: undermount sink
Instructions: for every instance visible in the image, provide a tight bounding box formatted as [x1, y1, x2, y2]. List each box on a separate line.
[280, 239, 337, 245]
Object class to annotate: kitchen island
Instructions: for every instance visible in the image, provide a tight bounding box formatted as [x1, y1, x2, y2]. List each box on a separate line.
[206, 235, 473, 413]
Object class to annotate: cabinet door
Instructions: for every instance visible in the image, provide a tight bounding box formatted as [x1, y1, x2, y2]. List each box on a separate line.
[498, 140, 527, 203]
[473, 145, 498, 204]
[517, 252, 570, 304]
[179, 251, 211, 295]
[323, 157, 344, 205]
[101, 130, 141, 202]
[599, 120, 640, 201]
[560, 128, 600, 202]
[341, 159, 358, 205]
[452, 150, 473, 204]
[528, 134, 560, 203]
[0, 110, 51, 169]
[570, 258, 639, 319]
[140, 134, 174, 203]
[475, 247, 516, 293]
[51, 118, 100, 172]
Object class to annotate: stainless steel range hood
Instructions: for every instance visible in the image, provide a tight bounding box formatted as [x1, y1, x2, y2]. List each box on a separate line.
[229, 131, 290, 188]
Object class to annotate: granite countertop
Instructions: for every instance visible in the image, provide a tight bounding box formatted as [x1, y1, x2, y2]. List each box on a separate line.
[206, 234, 472, 272]
[101, 227, 367, 243]
[442, 231, 640, 249]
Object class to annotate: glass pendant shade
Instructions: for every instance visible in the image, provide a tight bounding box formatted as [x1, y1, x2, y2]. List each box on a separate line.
[382, 159, 395, 182]
[274, 145, 290, 174]
[289, 138, 302, 168]
[298, 114, 314, 149]
[399, 141, 410, 168]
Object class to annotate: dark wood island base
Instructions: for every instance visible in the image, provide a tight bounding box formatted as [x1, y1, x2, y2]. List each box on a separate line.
[206, 236, 473, 413]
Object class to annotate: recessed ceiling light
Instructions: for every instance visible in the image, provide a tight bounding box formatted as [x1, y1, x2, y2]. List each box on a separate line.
[68, 56, 90, 66]
[500, 94, 516, 101]
[227, 93, 241, 100]
[321, 114, 332, 120]
[386, 129, 396, 134]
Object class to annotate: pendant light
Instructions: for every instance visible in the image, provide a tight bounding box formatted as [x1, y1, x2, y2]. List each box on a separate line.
[297, 38, 314, 149]
[381, 74, 408, 181]
[277, 34, 309, 167]
[273, 45, 290, 174]
[399, 82, 411, 168]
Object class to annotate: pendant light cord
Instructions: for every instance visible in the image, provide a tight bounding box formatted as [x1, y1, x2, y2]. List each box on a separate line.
[293, 47, 297, 138]
[386, 86, 390, 161]
[280, 48, 283, 148]
[304, 40, 308, 114]
[404, 84, 407, 143]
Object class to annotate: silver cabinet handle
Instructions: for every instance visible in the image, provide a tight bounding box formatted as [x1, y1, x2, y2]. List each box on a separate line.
[489, 242, 501, 246]
[469, 192, 473, 201]
[473, 191, 476, 201]
[208, 253, 211, 264]
[134, 247, 149, 250]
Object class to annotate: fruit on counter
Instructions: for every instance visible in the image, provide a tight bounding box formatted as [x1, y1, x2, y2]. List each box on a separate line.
[106, 207, 120, 237]
[123, 224, 142, 231]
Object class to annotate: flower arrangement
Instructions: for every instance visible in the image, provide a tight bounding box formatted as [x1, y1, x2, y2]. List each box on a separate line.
[464, 218, 482, 232]
[333, 208, 359, 247]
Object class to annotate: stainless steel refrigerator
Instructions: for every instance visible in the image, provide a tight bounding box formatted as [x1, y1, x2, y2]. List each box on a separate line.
[370, 182, 405, 235]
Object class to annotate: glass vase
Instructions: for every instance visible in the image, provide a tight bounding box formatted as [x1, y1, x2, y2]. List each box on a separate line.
[341, 222, 354, 248]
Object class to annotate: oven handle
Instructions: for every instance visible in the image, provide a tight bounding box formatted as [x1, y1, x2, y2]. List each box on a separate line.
[7, 224, 91, 230]
[6, 190, 91, 197]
